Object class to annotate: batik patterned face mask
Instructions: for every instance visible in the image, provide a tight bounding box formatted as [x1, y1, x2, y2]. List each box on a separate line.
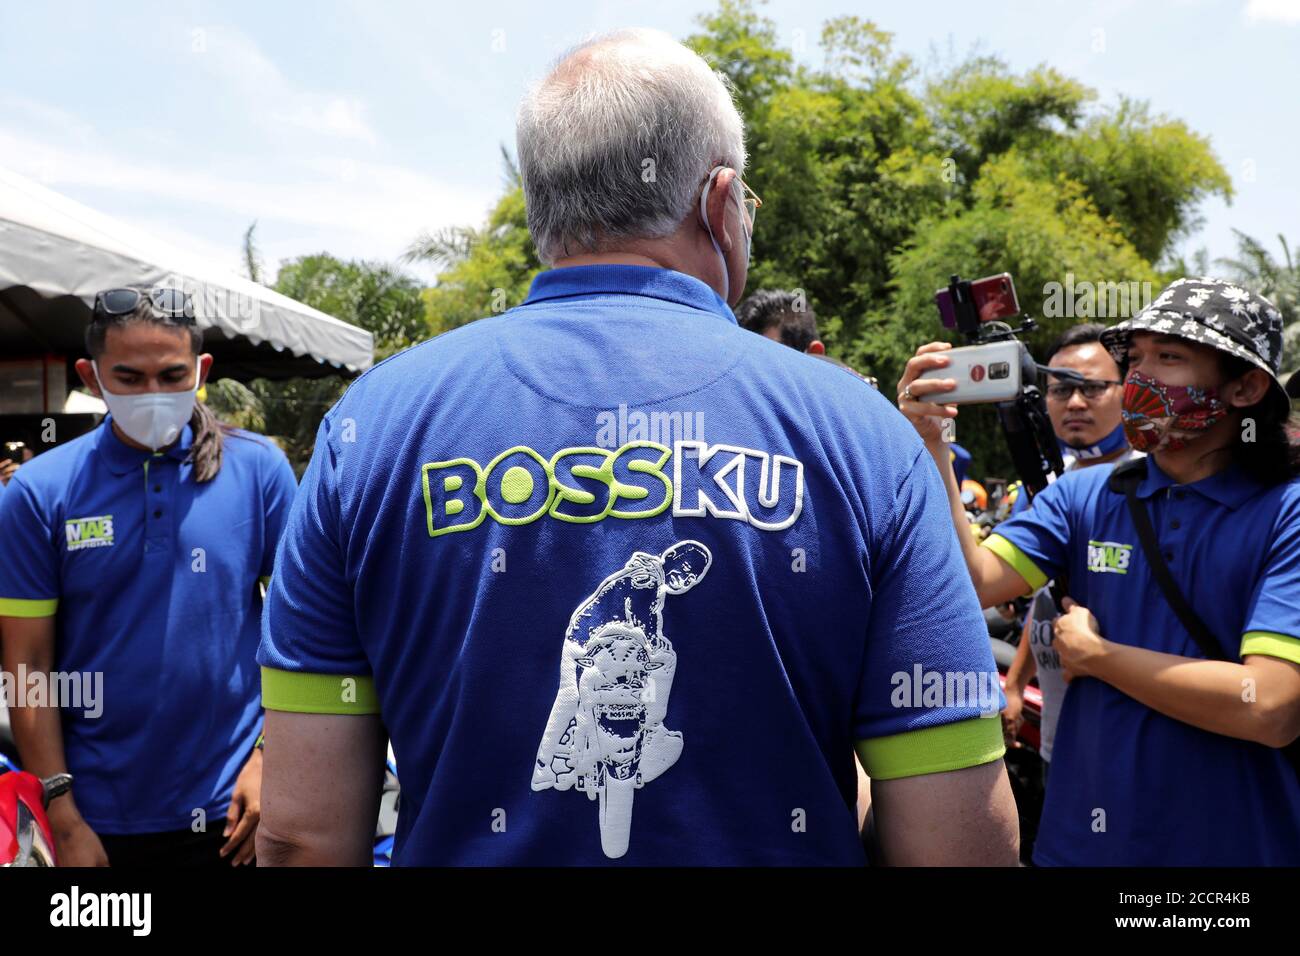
[1121, 370, 1226, 453]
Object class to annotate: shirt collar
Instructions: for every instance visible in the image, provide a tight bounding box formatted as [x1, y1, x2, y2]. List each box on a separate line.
[522, 265, 737, 325]
[95, 414, 194, 476]
[1136, 455, 1264, 511]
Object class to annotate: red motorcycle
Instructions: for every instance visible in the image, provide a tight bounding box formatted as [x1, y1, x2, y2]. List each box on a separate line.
[0, 755, 71, 867]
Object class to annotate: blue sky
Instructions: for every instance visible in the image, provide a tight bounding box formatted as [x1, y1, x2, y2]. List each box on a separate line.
[1, 0, 1297, 285]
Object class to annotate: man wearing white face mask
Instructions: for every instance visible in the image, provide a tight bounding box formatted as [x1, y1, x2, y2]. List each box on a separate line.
[0, 286, 297, 867]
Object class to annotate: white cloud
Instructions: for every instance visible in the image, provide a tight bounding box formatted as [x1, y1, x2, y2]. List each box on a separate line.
[0, 125, 494, 270]
[1244, 0, 1300, 23]
[273, 97, 375, 143]
[191, 25, 379, 145]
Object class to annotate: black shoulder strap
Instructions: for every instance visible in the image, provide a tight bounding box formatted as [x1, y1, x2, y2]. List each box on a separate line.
[1106, 458, 1226, 662]
[1108, 457, 1300, 778]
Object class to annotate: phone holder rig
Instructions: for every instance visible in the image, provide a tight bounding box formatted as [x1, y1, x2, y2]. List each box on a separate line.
[945, 274, 1065, 502]
[945, 274, 1073, 607]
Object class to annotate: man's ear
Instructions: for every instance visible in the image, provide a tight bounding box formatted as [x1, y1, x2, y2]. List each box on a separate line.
[703, 167, 737, 254]
[198, 353, 214, 388]
[74, 357, 102, 397]
[1226, 367, 1271, 408]
[806, 340, 826, 355]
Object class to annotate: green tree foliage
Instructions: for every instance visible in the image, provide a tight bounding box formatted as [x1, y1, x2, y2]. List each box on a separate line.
[274, 254, 427, 359]
[1041, 98, 1234, 263]
[405, 0, 1236, 480]
[1216, 230, 1300, 376]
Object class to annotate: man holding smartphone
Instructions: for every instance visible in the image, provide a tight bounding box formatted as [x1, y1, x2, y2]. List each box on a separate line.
[998, 323, 1137, 859]
[898, 278, 1300, 865]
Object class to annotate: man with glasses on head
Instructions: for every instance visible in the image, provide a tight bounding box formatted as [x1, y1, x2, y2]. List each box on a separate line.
[0, 286, 296, 866]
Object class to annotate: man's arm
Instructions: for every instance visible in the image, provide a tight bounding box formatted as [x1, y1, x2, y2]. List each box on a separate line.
[1055, 602, 1300, 748]
[256, 710, 386, 866]
[2, 615, 64, 777]
[870, 759, 1019, 866]
[1004, 612, 1037, 696]
[897, 343, 1032, 608]
[1000, 613, 1036, 747]
[931, 435, 1032, 608]
[2, 615, 107, 866]
[256, 412, 385, 865]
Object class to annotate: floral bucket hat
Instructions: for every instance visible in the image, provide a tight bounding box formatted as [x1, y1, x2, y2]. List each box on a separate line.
[1099, 277, 1289, 415]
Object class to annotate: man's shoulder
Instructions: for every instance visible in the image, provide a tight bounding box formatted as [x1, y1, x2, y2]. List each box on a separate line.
[6, 428, 101, 499]
[1058, 460, 1119, 494]
[739, 337, 923, 454]
[221, 426, 292, 475]
[1258, 472, 1300, 524]
[335, 318, 508, 405]
[1006, 464, 1112, 524]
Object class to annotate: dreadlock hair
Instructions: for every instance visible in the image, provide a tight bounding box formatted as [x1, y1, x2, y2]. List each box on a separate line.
[1217, 352, 1300, 486]
[85, 293, 235, 483]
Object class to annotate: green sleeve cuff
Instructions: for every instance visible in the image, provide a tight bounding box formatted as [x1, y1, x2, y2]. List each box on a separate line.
[1240, 631, 1300, 667]
[857, 716, 1006, 781]
[0, 597, 58, 618]
[261, 667, 380, 715]
[981, 534, 1046, 593]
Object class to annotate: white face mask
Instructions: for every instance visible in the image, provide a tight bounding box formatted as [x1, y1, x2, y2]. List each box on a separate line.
[698, 166, 752, 304]
[93, 360, 199, 451]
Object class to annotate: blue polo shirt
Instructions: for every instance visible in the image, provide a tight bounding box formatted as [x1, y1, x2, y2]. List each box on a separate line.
[260, 264, 1005, 865]
[984, 458, 1300, 865]
[0, 415, 296, 834]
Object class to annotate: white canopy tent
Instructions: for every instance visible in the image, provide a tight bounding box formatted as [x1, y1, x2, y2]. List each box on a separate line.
[0, 165, 373, 380]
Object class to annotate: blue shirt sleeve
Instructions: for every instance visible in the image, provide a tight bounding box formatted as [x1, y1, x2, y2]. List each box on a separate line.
[854, 448, 1005, 741]
[257, 413, 368, 676]
[983, 473, 1076, 591]
[0, 475, 61, 615]
[1241, 488, 1300, 644]
[258, 443, 299, 581]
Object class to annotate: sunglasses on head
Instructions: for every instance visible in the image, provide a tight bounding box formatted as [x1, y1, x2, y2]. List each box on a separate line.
[92, 287, 195, 324]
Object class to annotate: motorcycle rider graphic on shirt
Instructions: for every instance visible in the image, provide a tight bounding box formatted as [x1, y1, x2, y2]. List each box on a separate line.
[532, 540, 711, 858]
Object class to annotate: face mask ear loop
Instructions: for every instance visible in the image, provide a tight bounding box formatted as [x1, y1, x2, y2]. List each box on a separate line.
[699, 166, 729, 303]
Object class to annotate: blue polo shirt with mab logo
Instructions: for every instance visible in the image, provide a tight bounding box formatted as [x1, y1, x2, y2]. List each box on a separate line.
[984, 458, 1300, 865]
[259, 264, 1006, 866]
[0, 415, 297, 834]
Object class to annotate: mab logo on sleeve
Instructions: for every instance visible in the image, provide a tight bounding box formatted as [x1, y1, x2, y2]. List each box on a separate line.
[65, 515, 115, 551]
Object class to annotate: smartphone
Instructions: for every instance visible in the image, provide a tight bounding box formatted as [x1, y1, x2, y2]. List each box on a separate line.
[935, 273, 1021, 329]
[2, 441, 25, 465]
[914, 341, 1023, 405]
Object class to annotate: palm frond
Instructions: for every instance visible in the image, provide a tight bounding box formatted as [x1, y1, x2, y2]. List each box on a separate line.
[400, 225, 480, 267]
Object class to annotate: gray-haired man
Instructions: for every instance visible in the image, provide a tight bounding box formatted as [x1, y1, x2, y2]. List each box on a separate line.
[257, 28, 1017, 866]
